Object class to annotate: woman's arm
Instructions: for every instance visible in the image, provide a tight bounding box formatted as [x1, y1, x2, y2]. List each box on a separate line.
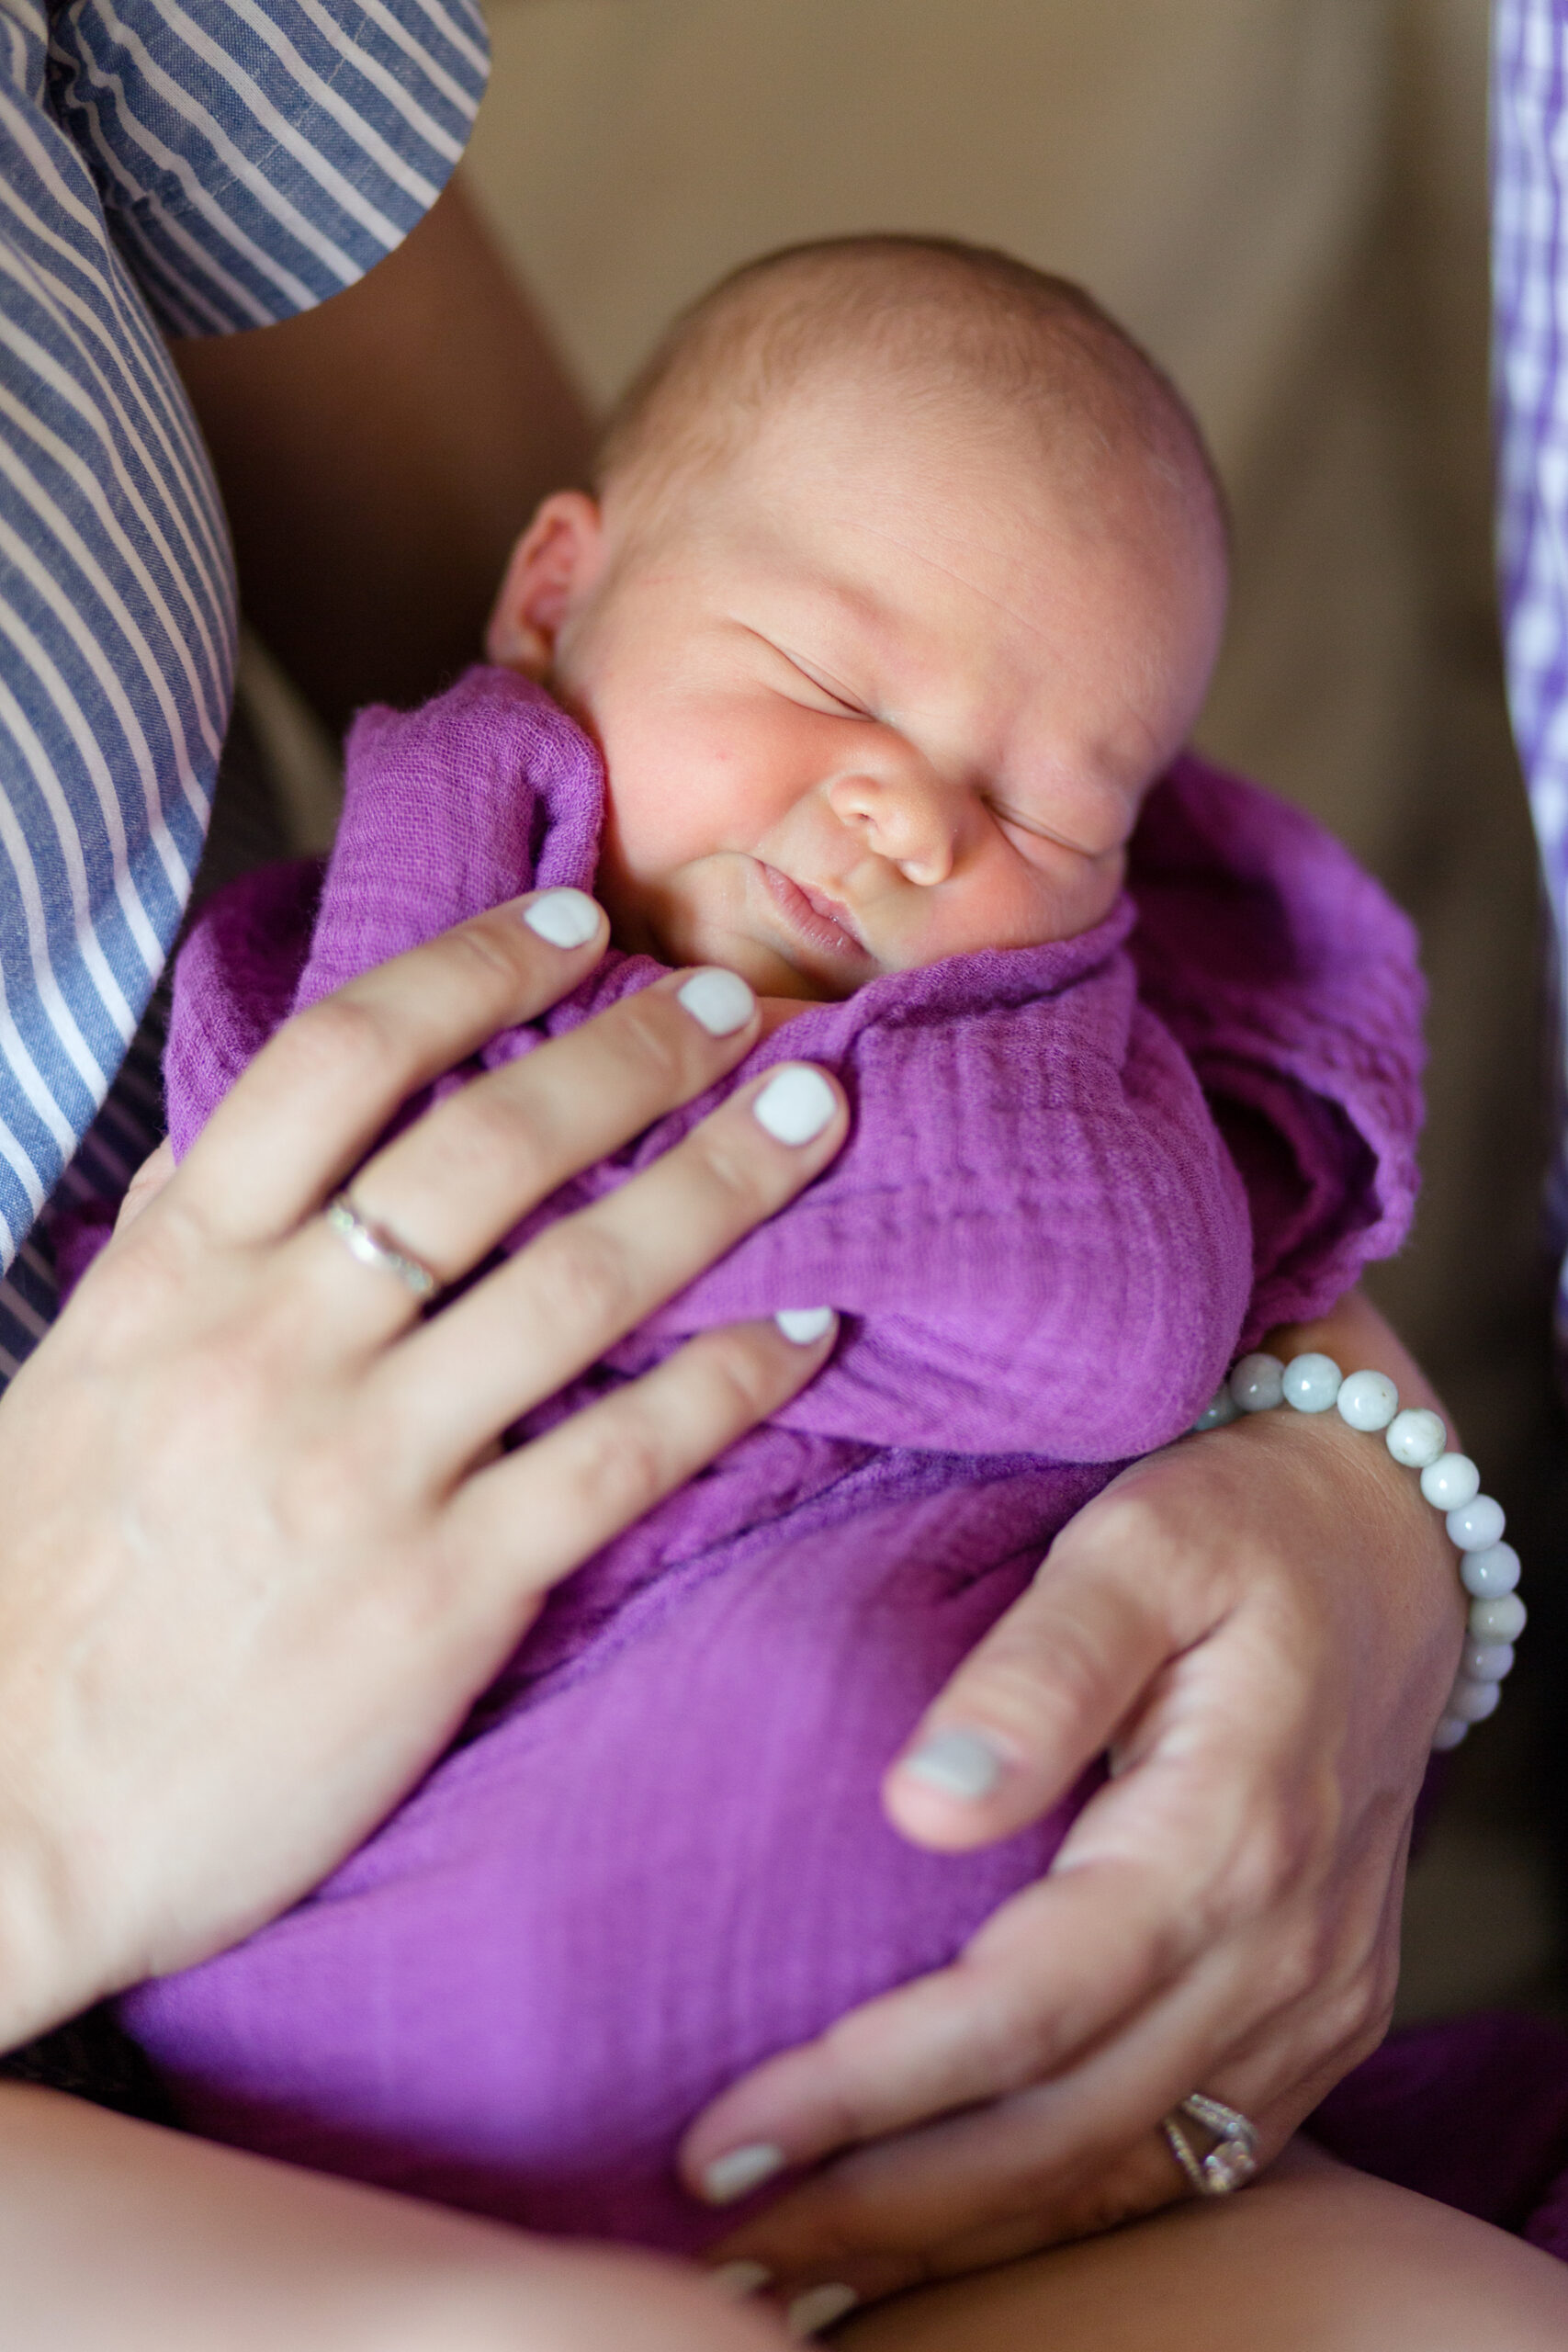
[682, 1284, 1464, 2306]
[0, 896, 845, 2045]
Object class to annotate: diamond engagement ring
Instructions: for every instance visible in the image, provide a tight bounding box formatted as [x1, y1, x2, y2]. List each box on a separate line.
[1161, 2093, 1260, 2197]
[324, 1194, 438, 1301]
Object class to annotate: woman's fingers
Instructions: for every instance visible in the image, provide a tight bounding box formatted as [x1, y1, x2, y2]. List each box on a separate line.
[690, 1801, 1396, 2314]
[179, 888, 612, 1240]
[682, 1327, 1453, 2324]
[339, 964, 769, 1296]
[449, 1317, 839, 1623]
[681, 1560, 1361, 2213]
[679, 1494, 1246, 2192]
[698, 1936, 1393, 2320]
[380, 1061, 847, 1473]
[880, 1481, 1194, 1853]
[681, 1757, 1266, 2195]
[0, 893, 852, 2037]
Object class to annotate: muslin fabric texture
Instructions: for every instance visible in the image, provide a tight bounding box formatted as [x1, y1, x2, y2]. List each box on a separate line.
[118, 666, 1423, 2246]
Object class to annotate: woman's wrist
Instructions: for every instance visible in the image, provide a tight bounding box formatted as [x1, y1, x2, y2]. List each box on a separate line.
[1257, 1288, 1451, 1430]
[1189, 1287, 1480, 1747]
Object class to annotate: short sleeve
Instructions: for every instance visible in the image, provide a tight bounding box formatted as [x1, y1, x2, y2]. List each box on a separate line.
[0, 0, 486, 1376]
[1493, 0, 1568, 1382]
[46, 0, 489, 334]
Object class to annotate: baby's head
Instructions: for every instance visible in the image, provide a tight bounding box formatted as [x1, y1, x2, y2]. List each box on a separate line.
[487, 235, 1228, 1001]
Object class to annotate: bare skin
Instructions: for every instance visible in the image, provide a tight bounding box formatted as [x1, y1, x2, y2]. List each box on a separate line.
[837, 2142, 1568, 2352]
[0, 2084, 786, 2352]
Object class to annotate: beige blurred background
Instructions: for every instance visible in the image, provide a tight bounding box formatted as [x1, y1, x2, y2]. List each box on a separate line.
[255, 0, 1565, 2013]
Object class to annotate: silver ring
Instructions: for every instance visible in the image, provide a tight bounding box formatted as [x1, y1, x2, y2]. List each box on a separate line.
[324, 1194, 438, 1301]
[1161, 2093, 1260, 2197]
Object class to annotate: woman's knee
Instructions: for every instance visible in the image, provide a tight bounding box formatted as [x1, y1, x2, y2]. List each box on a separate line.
[834, 2142, 1568, 2352]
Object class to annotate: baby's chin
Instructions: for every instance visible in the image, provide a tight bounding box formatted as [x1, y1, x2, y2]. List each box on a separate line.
[662, 927, 859, 1004]
[614, 887, 872, 1001]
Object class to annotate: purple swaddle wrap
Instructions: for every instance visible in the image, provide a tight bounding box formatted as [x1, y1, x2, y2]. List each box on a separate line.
[122, 667, 1428, 2249]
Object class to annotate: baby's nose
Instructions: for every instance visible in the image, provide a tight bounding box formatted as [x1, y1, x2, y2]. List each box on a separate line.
[826, 770, 957, 886]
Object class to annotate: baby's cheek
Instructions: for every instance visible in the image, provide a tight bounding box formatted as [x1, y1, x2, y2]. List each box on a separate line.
[910, 856, 1110, 966]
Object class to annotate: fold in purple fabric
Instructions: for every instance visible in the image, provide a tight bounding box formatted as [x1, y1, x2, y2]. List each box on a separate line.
[120, 667, 1458, 2251]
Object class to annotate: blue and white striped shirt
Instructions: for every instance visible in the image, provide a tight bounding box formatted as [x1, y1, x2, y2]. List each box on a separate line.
[0, 0, 486, 1383]
[1493, 0, 1568, 1378]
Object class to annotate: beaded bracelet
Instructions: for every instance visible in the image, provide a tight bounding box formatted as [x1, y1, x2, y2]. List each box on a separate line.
[1191, 1352, 1523, 1752]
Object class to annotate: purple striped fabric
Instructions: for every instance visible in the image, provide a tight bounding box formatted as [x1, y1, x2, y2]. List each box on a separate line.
[1494, 0, 1568, 1372]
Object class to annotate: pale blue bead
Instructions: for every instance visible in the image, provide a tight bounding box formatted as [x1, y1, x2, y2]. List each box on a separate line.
[1430, 1715, 1469, 1751]
[1386, 1408, 1447, 1468]
[1461, 1641, 1515, 1683]
[1337, 1369, 1398, 1430]
[1191, 1386, 1241, 1432]
[1447, 1676, 1501, 1724]
[1228, 1352, 1284, 1413]
[1470, 1592, 1527, 1643]
[1448, 1494, 1506, 1553]
[1460, 1542, 1520, 1600]
[1281, 1352, 1341, 1412]
[1419, 1453, 1480, 1510]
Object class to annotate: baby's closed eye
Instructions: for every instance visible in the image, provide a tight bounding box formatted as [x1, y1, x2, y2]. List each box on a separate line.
[750, 627, 878, 718]
[985, 795, 1116, 864]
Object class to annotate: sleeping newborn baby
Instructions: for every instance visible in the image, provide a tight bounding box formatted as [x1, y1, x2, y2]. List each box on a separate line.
[122, 237, 1424, 2250]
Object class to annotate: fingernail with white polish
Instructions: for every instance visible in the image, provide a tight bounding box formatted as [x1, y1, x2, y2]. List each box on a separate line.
[787, 2284, 861, 2338]
[522, 888, 602, 948]
[899, 1725, 1006, 1802]
[707, 2261, 774, 2301]
[775, 1307, 835, 1344]
[753, 1066, 836, 1145]
[702, 2143, 786, 2204]
[677, 967, 757, 1036]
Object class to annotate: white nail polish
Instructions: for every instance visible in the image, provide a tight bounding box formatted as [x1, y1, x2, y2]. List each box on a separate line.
[787, 2283, 861, 2338]
[707, 2260, 773, 2301]
[753, 1065, 836, 1145]
[702, 2143, 786, 2204]
[678, 967, 757, 1036]
[522, 888, 602, 948]
[899, 1725, 1005, 1802]
[775, 1307, 834, 1344]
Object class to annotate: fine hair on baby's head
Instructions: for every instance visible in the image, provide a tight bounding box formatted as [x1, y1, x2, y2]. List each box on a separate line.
[593, 232, 1226, 566]
[489, 234, 1230, 1002]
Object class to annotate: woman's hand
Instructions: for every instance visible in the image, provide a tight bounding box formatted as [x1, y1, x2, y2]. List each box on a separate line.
[0, 891, 845, 2050]
[682, 1289, 1465, 2319]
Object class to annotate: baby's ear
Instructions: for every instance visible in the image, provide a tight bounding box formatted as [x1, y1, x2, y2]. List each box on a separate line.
[486, 492, 604, 677]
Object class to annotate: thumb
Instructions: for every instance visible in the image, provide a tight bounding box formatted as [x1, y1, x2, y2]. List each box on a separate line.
[883, 1487, 1189, 1853]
